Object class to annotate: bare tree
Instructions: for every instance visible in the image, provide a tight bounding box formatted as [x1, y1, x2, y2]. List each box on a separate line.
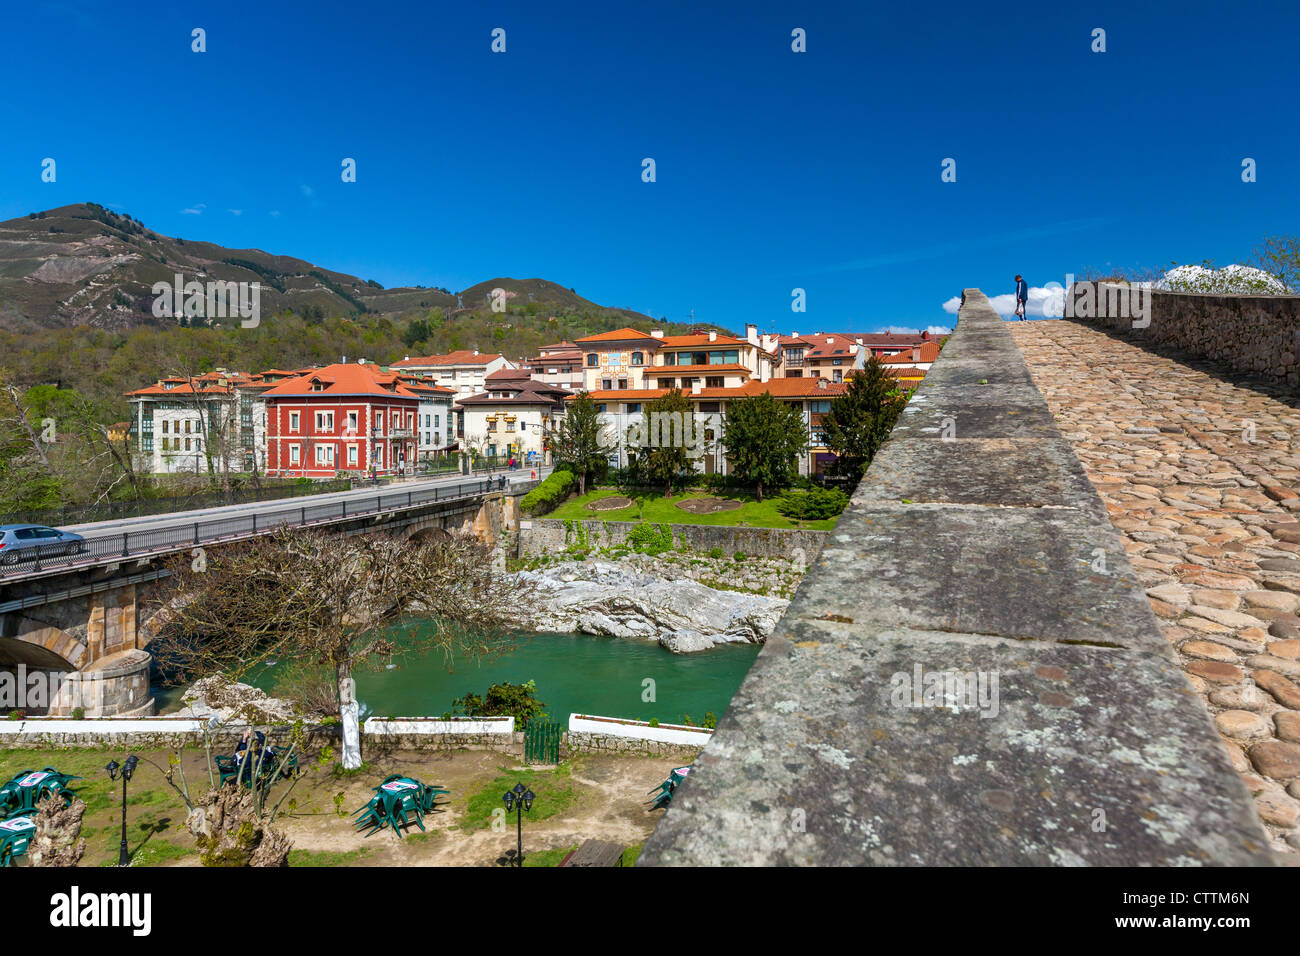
[151, 527, 534, 768]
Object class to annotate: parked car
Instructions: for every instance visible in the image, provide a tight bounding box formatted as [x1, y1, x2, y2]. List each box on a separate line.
[0, 524, 86, 565]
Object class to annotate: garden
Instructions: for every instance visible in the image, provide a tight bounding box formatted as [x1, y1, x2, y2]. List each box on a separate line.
[544, 486, 848, 530]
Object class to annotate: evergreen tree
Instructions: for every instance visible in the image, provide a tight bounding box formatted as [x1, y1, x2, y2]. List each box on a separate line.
[637, 388, 693, 495]
[720, 392, 808, 501]
[548, 392, 612, 495]
[822, 357, 907, 481]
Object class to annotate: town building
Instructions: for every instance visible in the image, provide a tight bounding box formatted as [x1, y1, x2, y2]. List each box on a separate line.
[126, 371, 254, 475]
[522, 341, 585, 390]
[579, 375, 846, 476]
[456, 368, 571, 464]
[261, 363, 423, 478]
[575, 324, 778, 392]
[390, 350, 517, 398]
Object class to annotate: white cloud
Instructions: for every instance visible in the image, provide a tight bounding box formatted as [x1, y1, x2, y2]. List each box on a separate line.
[942, 286, 1064, 319]
[269, 210, 281, 218]
[180, 203, 206, 215]
[228, 208, 243, 216]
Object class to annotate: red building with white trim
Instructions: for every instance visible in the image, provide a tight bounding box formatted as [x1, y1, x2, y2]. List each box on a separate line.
[262, 363, 421, 478]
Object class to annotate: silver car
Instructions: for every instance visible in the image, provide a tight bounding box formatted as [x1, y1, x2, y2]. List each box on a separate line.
[0, 524, 86, 565]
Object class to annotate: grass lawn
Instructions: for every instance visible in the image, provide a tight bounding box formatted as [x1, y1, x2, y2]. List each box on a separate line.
[546, 488, 839, 530]
[0, 747, 673, 867]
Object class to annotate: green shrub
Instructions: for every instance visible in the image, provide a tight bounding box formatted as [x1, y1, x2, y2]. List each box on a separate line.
[733, 551, 746, 561]
[626, 522, 674, 556]
[520, 470, 575, 515]
[454, 679, 546, 728]
[776, 487, 849, 521]
[707, 546, 724, 559]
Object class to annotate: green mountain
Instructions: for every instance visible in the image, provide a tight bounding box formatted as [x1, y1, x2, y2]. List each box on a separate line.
[0, 202, 659, 333]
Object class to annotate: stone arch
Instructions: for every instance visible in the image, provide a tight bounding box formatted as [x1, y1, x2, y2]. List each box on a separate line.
[0, 616, 86, 671]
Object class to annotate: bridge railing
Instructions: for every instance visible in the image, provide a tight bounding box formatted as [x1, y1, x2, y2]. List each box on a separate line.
[0, 477, 511, 579]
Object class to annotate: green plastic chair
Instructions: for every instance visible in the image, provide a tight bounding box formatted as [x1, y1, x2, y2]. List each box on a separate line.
[353, 775, 448, 838]
[0, 811, 37, 867]
[648, 765, 692, 811]
[0, 768, 81, 815]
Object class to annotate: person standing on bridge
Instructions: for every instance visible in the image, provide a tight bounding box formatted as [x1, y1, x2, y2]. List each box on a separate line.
[1014, 275, 1029, 320]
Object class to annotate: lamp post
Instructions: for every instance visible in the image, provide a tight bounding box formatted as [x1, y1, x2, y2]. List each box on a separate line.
[502, 782, 534, 867]
[105, 755, 139, 867]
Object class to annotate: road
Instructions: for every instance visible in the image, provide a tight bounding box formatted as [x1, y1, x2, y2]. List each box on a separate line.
[65, 467, 549, 535]
[0, 466, 550, 582]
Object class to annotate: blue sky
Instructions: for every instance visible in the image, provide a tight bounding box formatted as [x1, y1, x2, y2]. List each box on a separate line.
[2, 0, 1296, 334]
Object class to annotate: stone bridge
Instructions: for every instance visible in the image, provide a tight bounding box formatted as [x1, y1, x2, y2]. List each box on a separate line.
[0, 484, 527, 716]
[643, 286, 1297, 865]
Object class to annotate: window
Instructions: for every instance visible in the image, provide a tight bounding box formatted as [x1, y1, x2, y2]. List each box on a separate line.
[375, 446, 383, 466]
[289, 412, 300, 433]
[434, 414, 440, 429]
[587, 354, 599, 367]
[184, 419, 192, 433]
[625, 403, 641, 414]
[315, 411, 334, 431]
[184, 437, 191, 451]
[348, 445, 359, 466]
[663, 353, 677, 366]
[374, 411, 383, 433]
[700, 401, 721, 413]
[618, 379, 628, 390]
[347, 411, 359, 434]
[289, 444, 300, 464]
[833, 370, 842, 383]
[315, 444, 334, 465]
[809, 400, 831, 414]
[506, 421, 516, 432]
[706, 376, 724, 388]
[489, 419, 498, 432]
[596, 404, 607, 413]
[785, 370, 803, 378]
[631, 352, 644, 366]
[601, 379, 612, 390]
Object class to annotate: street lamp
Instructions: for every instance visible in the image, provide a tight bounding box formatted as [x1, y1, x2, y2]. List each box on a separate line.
[105, 755, 139, 866]
[502, 782, 534, 867]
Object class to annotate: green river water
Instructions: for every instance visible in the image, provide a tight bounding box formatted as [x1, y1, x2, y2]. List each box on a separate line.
[160, 629, 761, 725]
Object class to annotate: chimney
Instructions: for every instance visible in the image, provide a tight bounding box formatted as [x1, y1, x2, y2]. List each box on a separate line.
[404, 355, 410, 361]
[854, 337, 863, 345]
[341, 355, 347, 364]
[922, 330, 931, 341]
[760, 333, 776, 352]
[791, 331, 799, 338]
[826, 336, 834, 345]
[650, 329, 664, 339]
[745, 322, 758, 345]
[708, 330, 717, 342]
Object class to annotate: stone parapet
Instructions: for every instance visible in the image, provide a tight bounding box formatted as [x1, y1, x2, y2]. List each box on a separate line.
[639, 289, 1275, 866]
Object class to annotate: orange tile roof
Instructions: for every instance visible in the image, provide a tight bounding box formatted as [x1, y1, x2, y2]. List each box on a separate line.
[879, 341, 942, 364]
[573, 327, 656, 343]
[642, 364, 750, 375]
[572, 377, 845, 402]
[391, 351, 505, 367]
[261, 363, 424, 400]
[657, 333, 746, 348]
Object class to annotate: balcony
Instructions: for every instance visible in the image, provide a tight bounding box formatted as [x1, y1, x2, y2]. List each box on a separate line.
[387, 428, 414, 439]
[783, 354, 805, 368]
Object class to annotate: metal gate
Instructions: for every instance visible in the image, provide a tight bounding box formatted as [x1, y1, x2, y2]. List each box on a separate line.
[524, 719, 561, 764]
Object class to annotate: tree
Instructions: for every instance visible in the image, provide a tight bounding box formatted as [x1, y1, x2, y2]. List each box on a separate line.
[548, 392, 612, 494]
[821, 358, 907, 481]
[1253, 235, 1300, 292]
[636, 388, 693, 495]
[720, 393, 808, 501]
[153, 528, 535, 769]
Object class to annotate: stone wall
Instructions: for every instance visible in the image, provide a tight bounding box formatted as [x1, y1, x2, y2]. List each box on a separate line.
[517, 518, 825, 563]
[1069, 280, 1300, 388]
[640, 288, 1275, 867]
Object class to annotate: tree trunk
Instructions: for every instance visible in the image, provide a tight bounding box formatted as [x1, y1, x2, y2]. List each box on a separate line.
[756, 479, 764, 503]
[579, 472, 586, 496]
[337, 660, 362, 769]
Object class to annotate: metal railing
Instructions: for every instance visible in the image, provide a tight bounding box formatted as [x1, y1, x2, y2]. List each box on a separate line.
[0, 478, 354, 529]
[0, 477, 535, 580]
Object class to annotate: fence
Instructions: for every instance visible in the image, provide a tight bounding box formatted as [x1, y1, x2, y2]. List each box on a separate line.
[523, 718, 562, 763]
[0, 477, 521, 583]
[0, 478, 354, 528]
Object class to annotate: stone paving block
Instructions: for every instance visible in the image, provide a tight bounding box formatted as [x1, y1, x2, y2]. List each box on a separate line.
[889, 383, 1058, 440]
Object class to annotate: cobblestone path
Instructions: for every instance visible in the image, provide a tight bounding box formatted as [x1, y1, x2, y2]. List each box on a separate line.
[1010, 319, 1300, 858]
